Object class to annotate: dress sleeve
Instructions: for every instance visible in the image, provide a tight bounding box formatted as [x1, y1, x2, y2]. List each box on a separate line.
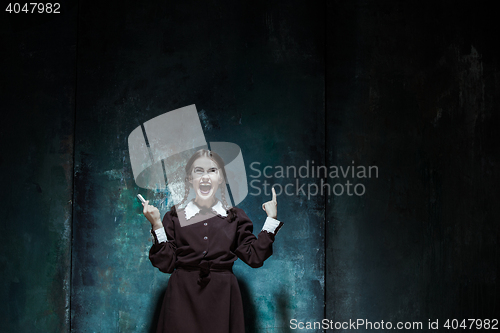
[149, 211, 177, 273]
[234, 209, 284, 268]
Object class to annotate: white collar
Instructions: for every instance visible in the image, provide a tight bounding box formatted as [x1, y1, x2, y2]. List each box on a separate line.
[184, 200, 228, 220]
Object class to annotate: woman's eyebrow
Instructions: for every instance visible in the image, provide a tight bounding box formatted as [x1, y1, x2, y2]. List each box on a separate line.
[193, 167, 214, 172]
[193, 165, 217, 169]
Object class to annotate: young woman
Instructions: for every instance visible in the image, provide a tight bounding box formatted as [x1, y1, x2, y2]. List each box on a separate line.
[142, 149, 283, 333]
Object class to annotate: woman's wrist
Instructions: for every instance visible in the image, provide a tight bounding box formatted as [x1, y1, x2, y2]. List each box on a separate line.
[151, 220, 163, 230]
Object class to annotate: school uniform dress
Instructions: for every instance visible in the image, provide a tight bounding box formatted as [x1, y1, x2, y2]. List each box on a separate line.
[149, 200, 283, 333]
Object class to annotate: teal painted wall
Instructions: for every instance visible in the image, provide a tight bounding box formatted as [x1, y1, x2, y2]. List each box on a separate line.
[1, 1, 498, 333]
[70, 1, 324, 332]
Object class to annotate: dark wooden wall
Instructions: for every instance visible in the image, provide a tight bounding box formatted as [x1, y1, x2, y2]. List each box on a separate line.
[0, 1, 77, 332]
[0, 1, 497, 332]
[326, 0, 498, 329]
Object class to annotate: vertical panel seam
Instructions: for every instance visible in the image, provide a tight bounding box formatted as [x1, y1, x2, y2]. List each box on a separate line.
[69, 0, 81, 331]
[324, 0, 328, 329]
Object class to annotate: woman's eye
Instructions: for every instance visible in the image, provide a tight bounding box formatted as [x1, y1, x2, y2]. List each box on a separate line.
[209, 168, 217, 173]
[194, 168, 204, 174]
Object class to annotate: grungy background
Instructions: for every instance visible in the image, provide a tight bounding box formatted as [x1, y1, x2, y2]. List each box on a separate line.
[0, 0, 498, 332]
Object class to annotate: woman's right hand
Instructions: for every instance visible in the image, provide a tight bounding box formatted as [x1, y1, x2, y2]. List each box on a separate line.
[262, 187, 278, 219]
[142, 200, 163, 230]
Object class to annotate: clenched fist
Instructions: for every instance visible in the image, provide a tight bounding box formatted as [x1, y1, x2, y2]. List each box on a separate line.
[142, 200, 163, 230]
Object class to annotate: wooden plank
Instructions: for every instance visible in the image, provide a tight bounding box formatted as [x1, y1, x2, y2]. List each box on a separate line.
[0, 3, 77, 332]
[71, 0, 325, 332]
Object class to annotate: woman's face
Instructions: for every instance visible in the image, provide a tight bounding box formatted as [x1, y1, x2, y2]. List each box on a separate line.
[189, 156, 223, 204]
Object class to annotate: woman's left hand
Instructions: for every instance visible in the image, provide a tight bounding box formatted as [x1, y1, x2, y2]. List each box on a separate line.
[262, 187, 278, 219]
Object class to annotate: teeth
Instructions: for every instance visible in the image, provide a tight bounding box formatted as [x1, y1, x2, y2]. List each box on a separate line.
[199, 183, 212, 194]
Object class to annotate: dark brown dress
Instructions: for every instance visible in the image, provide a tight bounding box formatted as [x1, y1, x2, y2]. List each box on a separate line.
[149, 206, 283, 333]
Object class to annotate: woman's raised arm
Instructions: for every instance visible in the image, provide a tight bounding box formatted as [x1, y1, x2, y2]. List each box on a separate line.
[143, 201, 177, 273]
[234, 188, 283, 268]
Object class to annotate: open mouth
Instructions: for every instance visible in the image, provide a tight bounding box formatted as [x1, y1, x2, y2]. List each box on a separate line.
[199, 182, 212, 195]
